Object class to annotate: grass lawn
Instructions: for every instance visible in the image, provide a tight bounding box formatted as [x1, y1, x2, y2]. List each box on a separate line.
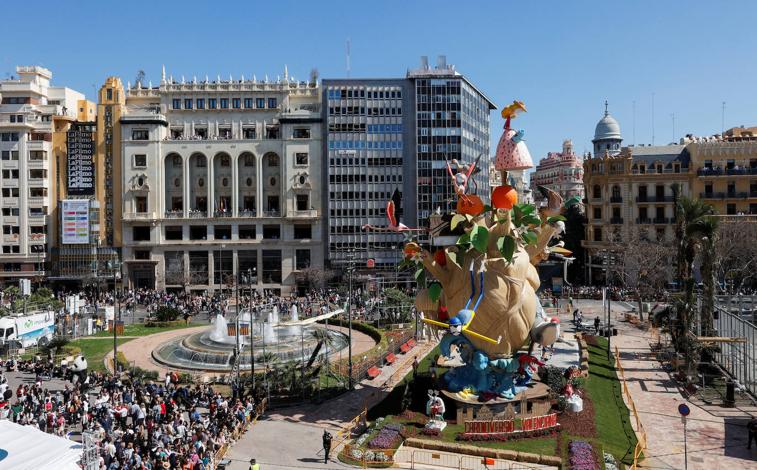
[585, 336, 638, 463]
[92, 322, 204, 338]
[68, 338, 135, 371]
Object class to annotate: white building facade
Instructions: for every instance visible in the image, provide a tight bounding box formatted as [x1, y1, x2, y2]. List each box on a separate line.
[0, 66, 86, 284]
[120, 71, 323, 294]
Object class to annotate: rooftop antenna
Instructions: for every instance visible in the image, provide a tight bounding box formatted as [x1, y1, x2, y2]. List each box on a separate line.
[651, 92, 656, 146]
[632, 100, 636, 146]
[346, 38, 351, 78]
[721, 101, 726, 134]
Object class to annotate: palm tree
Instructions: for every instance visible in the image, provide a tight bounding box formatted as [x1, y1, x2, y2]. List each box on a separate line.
[307, 328, 335, 369]
[687, 216, 720, 336]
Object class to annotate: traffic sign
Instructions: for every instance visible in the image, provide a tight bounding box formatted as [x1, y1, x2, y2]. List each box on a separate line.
[678, 403, 690, 416]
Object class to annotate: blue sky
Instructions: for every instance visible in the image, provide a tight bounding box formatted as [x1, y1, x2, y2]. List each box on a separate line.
[4, 0, 757, 161]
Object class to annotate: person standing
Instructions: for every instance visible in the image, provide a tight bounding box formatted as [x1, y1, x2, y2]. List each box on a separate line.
[249, 458, 260, 470]
[322, 430, 333, 464]
[594, 316, 601, 335]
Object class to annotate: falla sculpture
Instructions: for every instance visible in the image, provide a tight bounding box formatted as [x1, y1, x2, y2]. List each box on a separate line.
[404, 101, 575, 400]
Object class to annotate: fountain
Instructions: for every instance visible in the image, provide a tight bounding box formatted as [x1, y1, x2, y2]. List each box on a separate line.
[152, 304, 349, 372]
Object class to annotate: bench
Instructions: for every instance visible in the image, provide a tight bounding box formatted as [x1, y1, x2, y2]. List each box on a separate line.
[407, 338, 417, 349]
[385, 353, 397, 365]
[399, 342, 411, 354]
[367, 366, 381, 379]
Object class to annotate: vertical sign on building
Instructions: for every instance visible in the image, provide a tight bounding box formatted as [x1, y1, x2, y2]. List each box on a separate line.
[62, 199, 91, 244]
[67, 124, 95, 195]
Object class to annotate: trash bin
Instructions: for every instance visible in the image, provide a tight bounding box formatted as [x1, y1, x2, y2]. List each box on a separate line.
[725, 380, 735, 408]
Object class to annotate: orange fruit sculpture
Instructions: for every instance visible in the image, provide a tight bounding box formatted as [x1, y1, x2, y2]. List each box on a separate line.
[492, 185, 518, 210]
[456, 194, 485, 215]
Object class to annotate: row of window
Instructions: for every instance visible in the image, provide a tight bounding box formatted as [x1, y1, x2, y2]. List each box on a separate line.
[132, 224, 312, 242]
[328, 174, 401, 183]
[329, 208, 392, 218]
[329, 107, 402, 116]
[328, 157, 404, 167]
[329, 191, 395, 200]
[1, 133, 19, 141]
[1, 169, 48, 179]
[328, 140, 403, 150]
[172, 97, 278, 110]
[327, 89, 402, 100]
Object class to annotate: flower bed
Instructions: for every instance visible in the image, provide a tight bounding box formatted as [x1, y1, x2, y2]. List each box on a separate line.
[368, 423, 402, 449]
[568, 440, 597, 470]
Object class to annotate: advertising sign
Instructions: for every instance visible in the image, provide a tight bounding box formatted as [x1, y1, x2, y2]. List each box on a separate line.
[67, 126, 95, 195]
[61, 199, 90, 244]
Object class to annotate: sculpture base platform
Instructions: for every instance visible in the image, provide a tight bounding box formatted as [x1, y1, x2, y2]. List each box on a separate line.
[443, 381, 552, 425]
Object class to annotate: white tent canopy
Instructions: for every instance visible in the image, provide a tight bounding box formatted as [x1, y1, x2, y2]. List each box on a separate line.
[0, 420, 82, 470]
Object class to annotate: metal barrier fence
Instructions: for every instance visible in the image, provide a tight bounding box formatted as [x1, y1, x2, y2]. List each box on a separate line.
[713, 306, 757, 396]
[393, 448, 544, 469]
[614, 346, 647, 470]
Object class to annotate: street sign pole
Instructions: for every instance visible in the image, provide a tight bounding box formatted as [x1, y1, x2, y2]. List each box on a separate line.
[678, 403, 690, 470]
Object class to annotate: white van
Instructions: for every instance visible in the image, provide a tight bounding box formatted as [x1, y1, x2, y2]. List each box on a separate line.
[0, 312, 55, 349]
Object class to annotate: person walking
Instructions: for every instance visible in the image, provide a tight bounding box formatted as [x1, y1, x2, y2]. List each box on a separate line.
[249, 458, 260, 470]
[322, 430, 333, 464]
[594, 316, 601, 335]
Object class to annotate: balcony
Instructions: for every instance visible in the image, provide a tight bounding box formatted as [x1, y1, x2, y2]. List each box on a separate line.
[727, 191, 748, 199]
[1, 179, 18, 188]
[164, 210, 184, 219]
[238, 209, 257, 217]
[28, 212, 46, 222]
[609, 196, 623, 203]
[28, 196, 44, 206]
[653, 217, 669, 224]
[2, 234, 19, 244]
[213, 210, 232, 218]
[188, 210, 207, 218]
[29, 233, 46, 243]
[636, 218, 652, 224]
[1, 198, 19, 207]
[262, 210, 281, 217]
[698, 167, 757, 177]
[124, 212, 158, 220]
[635, 195, 674, 203]
[1, 160, 18, 169]
[700, 192, 725, 199]
[290, 209, 318, 218]
[610, 217, 624, 224]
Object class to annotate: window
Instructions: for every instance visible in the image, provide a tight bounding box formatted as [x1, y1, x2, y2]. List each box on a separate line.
[266, 196, 280, 214]
[172, 99, 181, 109]
[135, 197, 148, 213]
[134, 154, 147, 167]
[243, 127, 256, 139]
[238, 251, 257, 283]
[268, 98, 277, 109]
[592, 185, 601, 199]
[132, 226, 151, 241]
[239, 225, 256, 240]
[262, 250, 282, 283]
[208, 98, 217, 109]
[188, 251, 209, 284]
[132, 129, 149, 140]
[256, 98, 265, 108]
[593, 207, 601, 220]
[196, 98, 205, 109]
[727, 203, 736, 215]
[293, 225, 312, 239]
[295, 249, 311, 270]
[244, 98, 254, 109]
[214, 225, 231, 240]
[220, 98, 229, 109]
[611, 186, 621, 199]
[593, 227, 602, 242]
[242, 196, 256, 211]
[107, 89, 113, 100]
[213, 250, 233, 285]
[189, 226, 207, 240]
[171, 197, 183, 211]
[232, 98, 241, 109]
[29, 151, 46, 161]
[184, 99, 193, 110]
[295, 152, 308, 165]
[165, 226, 183, 240]
[293, 128, 310, 139]
[263, 225, 280, 239]
[296, 194, 309, 211]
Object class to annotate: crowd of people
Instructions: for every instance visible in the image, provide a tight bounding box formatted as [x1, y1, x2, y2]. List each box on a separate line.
[1, 357, 259, 470]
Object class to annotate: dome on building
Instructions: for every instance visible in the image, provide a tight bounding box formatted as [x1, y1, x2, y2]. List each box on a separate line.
[593, 101, 622, 142]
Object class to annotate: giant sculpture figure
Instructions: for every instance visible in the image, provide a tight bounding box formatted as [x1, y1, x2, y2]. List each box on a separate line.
[407, 101, 571, 399]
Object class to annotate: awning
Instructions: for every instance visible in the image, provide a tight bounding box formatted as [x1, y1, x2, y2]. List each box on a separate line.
[0, 420, 83, 470]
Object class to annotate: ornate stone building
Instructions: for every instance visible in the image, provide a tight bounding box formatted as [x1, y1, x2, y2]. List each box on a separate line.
[530, 139, 584, 203]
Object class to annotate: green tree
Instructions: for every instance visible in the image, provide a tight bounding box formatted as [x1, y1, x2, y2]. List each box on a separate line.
[562, 204, 586, 284]
[687, 216, 720, 336]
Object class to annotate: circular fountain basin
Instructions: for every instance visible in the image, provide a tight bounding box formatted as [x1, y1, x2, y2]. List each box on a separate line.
[152, 323, 349, 372]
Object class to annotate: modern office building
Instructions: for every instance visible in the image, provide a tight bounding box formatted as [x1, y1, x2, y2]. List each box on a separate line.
[0, 66, 93, 285]
[323, 56, 495, 270]
[530, 139, 584, 203]
[118, 69, 323, 294]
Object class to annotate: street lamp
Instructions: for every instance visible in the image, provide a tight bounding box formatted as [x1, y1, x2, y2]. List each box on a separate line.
[248, 268, 255, 391]
[109, 258, 122, 372]
[346, 251, 356, 390]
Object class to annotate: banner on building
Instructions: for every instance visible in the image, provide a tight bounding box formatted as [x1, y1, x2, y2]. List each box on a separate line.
[67, 126, 95, 195]
[62, 199, 90, 244]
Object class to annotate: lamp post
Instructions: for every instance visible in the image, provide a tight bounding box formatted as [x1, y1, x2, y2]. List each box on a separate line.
[248, 268, 255, 391]
[110, 258, 122, 373]
[346, 251, 356, 390]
